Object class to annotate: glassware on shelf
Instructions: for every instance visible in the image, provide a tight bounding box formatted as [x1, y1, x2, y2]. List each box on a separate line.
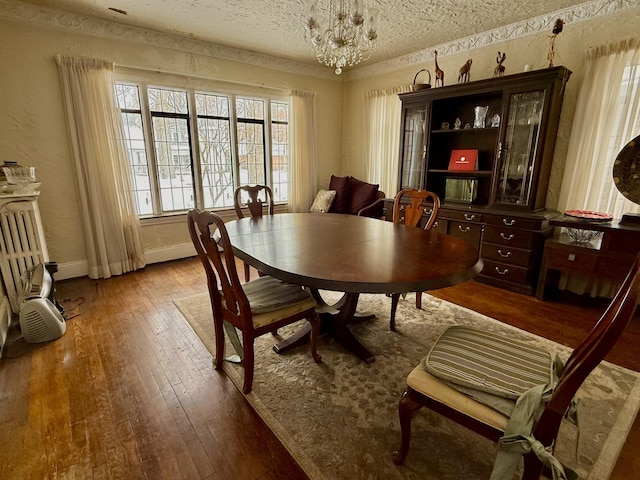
[473, 106, 489, 128]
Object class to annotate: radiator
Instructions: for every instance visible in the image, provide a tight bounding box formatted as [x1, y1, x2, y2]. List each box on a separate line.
[0, 196, 49, 314]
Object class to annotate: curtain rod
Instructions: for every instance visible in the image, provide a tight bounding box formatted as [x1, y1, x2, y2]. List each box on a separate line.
[114, 62, 290, 95]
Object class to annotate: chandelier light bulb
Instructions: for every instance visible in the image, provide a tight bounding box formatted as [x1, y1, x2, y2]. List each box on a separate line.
[304, 0, 378, 75]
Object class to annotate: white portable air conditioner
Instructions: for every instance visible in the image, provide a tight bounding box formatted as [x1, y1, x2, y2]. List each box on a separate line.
[19, 264, 66, 343]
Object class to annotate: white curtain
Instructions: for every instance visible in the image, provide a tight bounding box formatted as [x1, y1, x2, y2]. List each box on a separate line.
[363, 85, 412, 197]
[556, 39, 640, 297]
[558, 38, 640, 217]
[56, 54, 145, 279]
[288, 90, 318, 212]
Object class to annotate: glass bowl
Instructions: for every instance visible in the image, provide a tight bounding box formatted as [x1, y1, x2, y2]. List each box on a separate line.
[566, 228, 602, 243]
[2, 166, 37, 185]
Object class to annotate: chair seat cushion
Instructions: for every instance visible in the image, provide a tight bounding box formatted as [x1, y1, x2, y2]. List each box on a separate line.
[243, 275, 313, 313]
[423, 325, 556, 400]
[407, 365, 509, 431]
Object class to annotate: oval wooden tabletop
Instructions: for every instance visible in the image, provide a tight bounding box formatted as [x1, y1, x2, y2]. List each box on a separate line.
[225, 213, 483, 294]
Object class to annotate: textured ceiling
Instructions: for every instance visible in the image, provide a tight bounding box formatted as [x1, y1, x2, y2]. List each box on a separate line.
[18, 0, 589, 68]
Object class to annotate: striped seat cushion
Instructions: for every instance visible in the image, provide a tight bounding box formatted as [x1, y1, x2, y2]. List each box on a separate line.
[422, 325, 556, 399]
[242, 275, 313, 314]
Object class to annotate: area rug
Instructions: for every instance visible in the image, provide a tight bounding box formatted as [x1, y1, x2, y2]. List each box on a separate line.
[174, 292, 640, 480]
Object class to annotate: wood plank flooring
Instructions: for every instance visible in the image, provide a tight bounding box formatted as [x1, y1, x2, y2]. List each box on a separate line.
[0, 257, 637, 479]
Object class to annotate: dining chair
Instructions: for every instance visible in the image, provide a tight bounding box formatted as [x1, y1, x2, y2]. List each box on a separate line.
[187, 209, 321, 394]
[233, 185, 275, 282]
[389, 189, 441, 330]
[392, 252, 640, 479]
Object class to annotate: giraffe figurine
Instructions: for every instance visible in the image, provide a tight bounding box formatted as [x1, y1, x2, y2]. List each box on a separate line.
[434, 50, 444, 87]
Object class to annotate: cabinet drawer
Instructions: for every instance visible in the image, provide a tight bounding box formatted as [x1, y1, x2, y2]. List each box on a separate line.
[482, 259, 529, 284]
[442, 210, 483, 223]
[483, 215, 541, 230]
[481, 242, 533, 268]
[547, 247, 598, 274]
[431, 218, 448, 233]
[448, 221, 482, 248]
[483, 225, 536, 249]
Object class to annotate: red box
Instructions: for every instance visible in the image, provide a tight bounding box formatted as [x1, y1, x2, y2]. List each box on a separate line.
[448, 149, 478, 171]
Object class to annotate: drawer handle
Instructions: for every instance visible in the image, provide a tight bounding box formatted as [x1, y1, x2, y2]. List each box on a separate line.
[503, 218, 516, 226]
[433, 221, 439, 227]
[495, 266, 510, 275]
[500, 233, 515, 241]
[458, 225, 471, 233]
[497, 249, 512, 258]
[464, 213, 476, 221]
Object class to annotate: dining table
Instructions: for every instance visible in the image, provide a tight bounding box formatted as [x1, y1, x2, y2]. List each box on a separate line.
[225, 212, 483, 363]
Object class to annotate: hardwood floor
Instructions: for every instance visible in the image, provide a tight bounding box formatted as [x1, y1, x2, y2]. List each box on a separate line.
[0, 257, 637, 479]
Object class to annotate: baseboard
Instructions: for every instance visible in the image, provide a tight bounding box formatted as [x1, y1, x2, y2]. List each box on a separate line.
[0, 297, 12, 359]
[54, 243, 196, 280]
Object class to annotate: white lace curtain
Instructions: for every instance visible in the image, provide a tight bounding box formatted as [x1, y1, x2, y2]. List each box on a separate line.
[557, 38, 640, 217]
[56, 54, 145, 279]
[288, 90, 318, 212]
[363, 85, 412, 197]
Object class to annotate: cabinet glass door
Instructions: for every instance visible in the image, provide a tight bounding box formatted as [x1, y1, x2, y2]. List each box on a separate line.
[400, 106, 426, 190]
[495, 90, 545, 206]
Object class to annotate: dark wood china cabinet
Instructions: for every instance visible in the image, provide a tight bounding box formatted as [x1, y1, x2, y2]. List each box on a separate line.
[386, 66, 572, 295]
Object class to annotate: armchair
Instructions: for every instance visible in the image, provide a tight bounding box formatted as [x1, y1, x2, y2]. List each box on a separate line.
[316, 175, 385, 218]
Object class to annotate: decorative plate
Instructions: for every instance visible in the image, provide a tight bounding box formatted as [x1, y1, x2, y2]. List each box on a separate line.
[612, 134, 640, 206]
[564, 209, 613, 222]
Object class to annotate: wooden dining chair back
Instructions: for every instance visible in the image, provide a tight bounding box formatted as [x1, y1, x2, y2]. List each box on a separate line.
[389, 189, 441, 330]
[234, 184, 274, 219]
[187, 209, 321, 394]
[392, 188, 440, 230]
[234, 185, 275, 281]
[392, 252, 640, 479]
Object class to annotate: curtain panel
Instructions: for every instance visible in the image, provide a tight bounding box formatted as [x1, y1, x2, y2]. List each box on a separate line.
[56, 54, 145, 279]
[363, 85, 412, 197]
[556, 38, 640, 297]
[288, 90, 318, 213]
[558, 38, 640, 217]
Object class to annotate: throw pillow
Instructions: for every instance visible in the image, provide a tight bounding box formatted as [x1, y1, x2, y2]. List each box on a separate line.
[309, 189, 337, 213]
[328, 175, 351, 213]
[348, 176, 379, 214]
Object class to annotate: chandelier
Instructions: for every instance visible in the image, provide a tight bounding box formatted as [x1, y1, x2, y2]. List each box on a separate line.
[304, 0, 379, 75]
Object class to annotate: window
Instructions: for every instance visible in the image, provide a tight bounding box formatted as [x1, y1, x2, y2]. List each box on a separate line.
[114, 82, 289, 216]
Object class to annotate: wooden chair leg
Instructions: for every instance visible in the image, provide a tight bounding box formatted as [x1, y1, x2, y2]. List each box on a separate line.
[416, 291, 422, 309]
[308, 313, 322, 363]
[242, 336, 255, 394]
[212, 318, 225, 370]
[243, 262, 250, 282]
[390, 293, 401, 330]
[392, 389, 424, 465]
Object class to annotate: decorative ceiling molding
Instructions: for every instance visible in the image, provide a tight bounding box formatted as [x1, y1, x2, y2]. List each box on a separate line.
[345, 0, 640, 80]
[0, 0, 337, 80]
[1, 0, 637, 82]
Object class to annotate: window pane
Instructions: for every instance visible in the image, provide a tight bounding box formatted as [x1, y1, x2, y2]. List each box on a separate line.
[148, 87, 188, 114]
[114, 83, 141, 110]
[199, 118, 234, 208]
[152, 117, 194, 212]
[236, 97, 264, 120]
[237, 121, 265, 185]
[271, 101, 289, 202]
[114, 83, 153, 215]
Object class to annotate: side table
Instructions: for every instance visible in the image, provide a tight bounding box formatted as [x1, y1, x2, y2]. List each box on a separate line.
[535, 217, 640, 299]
